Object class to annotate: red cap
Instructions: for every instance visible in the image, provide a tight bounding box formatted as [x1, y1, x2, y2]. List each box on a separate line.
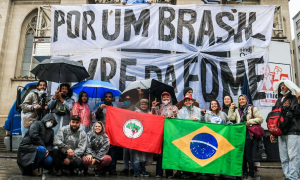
[161, 91, 170, 96]
[124, 95, 131, 100]
[184, 95, 193, 100]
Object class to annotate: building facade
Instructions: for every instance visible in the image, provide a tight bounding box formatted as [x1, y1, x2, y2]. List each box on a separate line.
[293, 11, 300, 85]
[0, 0, 294, 125]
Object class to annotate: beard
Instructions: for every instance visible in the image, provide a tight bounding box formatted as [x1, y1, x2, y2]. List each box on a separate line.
[70, 125, 79, 132]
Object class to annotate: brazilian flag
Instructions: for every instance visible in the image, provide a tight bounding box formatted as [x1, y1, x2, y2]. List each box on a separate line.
[162, 118, 246, 176]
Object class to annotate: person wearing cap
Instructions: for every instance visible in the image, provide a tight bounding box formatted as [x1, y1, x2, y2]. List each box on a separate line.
[17, 113, 57, 176]
[132, 99, 152, 177]
[48, 83, 75, 135]
[228, 95, 263, 180]
[173, 95, 202, 179]
[121, 95, 136, 111]
[269, 80, 300, 180]
[151, 92, 177, 178]
[52, 115, 87, 176]
[152, 91, 178, 118]
[121, 95, 136, 175]
[175, 95, 202, 121]
[175, 87, 200, 110]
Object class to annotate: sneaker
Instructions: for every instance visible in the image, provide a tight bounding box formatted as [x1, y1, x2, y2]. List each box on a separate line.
[55, 170, 63, 176]
[130, 169, 134, 175]
[141, 171, 150, 177]
[32, 169, 42, 176]
[121, 169, 129, 175]
[156, 175, 162, 178]
[109, 170, 117, 175]
[167, 175, 173, 179]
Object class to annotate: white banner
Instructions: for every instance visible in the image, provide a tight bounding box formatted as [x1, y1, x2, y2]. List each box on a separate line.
[51, 4, 274, 54]
[52, 50, 269, 109]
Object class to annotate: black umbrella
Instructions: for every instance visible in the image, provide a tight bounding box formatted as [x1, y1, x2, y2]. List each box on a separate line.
[121, 79, 177, 105]
[30, 58, 89, 83]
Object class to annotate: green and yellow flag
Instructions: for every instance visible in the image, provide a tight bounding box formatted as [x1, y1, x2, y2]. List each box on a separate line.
[162, 118, 246, 176]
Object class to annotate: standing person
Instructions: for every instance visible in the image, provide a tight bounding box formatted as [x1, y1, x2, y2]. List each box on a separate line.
[221, 95, 235, 115]
[48, 83, 75, 135]
[21, 80, 49, 137]
[228, 95, 263, 180]
[133, 99, 153, 177]
[174, 95, 203, 179]
[83, 121, 111, 176]
[93, 91, 117, 175]
[52, 115, 87, 176]
[176, 87, 200, 110]
[17, 114, 57, 176]
[270, 80, 300, 180]
[152, 92, 178, 178]
[121, 95, 135, 175]
[72, 91, 91, 133]
[202, 100, 232, 124]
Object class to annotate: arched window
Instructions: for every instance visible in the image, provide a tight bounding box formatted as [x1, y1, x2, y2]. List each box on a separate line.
[19, 13, 46, 77]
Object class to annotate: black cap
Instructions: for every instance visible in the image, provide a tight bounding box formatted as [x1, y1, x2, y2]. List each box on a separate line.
[71, 115, 81, 121]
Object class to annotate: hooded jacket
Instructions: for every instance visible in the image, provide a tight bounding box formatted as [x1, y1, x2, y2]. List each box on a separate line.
[17, 114, 57, 175]
[85, 122, 110, 161]
[228, 95, 263, 124]
[273, 80, 300, 135]
[53, 124, 87, 159]
[21, 90, 49, 128]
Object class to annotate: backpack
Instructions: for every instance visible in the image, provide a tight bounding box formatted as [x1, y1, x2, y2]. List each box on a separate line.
[266, 106, 284, 136]
[54, 100, 67, 116]
[247, 106, 265, 139]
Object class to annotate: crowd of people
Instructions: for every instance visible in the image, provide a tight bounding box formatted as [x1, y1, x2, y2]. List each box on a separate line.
[16, 79, 300, 180]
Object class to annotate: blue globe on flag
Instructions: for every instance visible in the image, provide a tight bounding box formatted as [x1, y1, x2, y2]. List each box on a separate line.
[190, 133, 218, 159]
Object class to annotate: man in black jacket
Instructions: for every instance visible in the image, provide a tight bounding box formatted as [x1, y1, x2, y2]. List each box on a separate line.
[270, 80, 300, 180]
[17, 114, 57, 176]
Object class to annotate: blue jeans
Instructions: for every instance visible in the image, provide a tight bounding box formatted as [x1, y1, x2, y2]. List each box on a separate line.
[21, 126, 28, 137]
[134, 161, 146, 175]
[123, 148, 134, 170]
[33, 146, 53, 169]
[278, 135, 300, 180]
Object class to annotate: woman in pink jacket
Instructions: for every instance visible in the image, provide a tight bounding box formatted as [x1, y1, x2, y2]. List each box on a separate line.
[72, 91, 91, 132]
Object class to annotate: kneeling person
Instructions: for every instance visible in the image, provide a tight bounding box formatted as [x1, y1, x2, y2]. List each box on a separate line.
[53, 115, 87, 176]
[17, 114, 57, 176]
[83, 121, 112, 176]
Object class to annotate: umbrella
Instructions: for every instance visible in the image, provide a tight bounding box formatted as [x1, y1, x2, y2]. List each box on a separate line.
[30, 58, 89, 83]
[121, 79, 177, 104]
[242, 73, 253, 104]
[72, 80, 121, 98]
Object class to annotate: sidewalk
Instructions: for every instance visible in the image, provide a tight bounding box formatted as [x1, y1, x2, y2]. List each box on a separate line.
[0, 151, 282, 169]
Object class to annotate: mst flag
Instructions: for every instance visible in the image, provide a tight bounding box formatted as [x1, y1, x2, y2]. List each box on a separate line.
[106, 106, 164, 154]
[162, 119, 246, 176]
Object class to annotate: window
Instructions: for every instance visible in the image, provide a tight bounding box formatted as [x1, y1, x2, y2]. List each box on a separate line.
[297, 19, 300, 29]
[20, 14, 46, 77]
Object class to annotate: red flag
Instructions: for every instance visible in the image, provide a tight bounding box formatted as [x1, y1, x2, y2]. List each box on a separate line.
[106, 106, 164, 154]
